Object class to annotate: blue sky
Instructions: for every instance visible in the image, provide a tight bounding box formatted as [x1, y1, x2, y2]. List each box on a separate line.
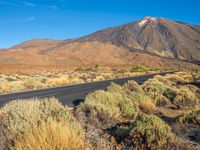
[0, 0, 200, 48]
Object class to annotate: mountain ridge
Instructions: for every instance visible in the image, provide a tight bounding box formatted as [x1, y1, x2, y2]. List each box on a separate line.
[0, 17, 199, 73]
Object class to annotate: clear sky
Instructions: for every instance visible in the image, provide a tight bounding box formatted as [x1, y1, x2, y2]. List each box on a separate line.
[1, 0, 200, 48]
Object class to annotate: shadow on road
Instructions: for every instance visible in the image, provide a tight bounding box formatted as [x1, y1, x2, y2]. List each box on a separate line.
[73, 99, 84, 107]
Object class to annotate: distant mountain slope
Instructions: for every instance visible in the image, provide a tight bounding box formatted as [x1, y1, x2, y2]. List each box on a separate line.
[11, 39, 63, 51]
[0, 17, 199, 73]
[73, 17, 200, 62]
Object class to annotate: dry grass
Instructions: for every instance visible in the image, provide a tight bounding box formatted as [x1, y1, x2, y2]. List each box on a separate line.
[0, 71, 200, 150]
[129, 92, 157, 114]
[0, 98, 86, 150]
[0, 66, 161, 94]
[9, 120, 90, 150]
[173, 89, 199, 109]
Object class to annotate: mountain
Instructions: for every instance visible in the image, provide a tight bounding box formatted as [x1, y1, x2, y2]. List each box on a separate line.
[0, 17, 199, 73]
[73, 17, 200, 62]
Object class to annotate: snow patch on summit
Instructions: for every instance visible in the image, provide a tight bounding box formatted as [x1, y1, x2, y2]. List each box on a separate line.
[138, 17, 157, 27]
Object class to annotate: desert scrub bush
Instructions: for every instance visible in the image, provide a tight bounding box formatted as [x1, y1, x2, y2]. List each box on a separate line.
[0, 98, 78, 149]
[130, 65, 150, 72]
[175, 110, 200, 126]
[107, 82, 123, 93]
[172, 89, 199, 109]
[129, 114, 173, 149]
[47, 77, 70, 86]
[0, 84, 10, 93]
[123, 80, 144, 94]
[154, 75, 174, 86]
[9, 120, 90, 150]
[164, 73, 186, 84]
[147, 79, 170, 92]
[7, 81, 24, 93]
[130, 92, 157, 114]
[183, 84, 200, 98]
[78, 90, 140, 121]
[142, 78, 180, 106]
[142, 79, 170, 98]
[23, 77, 44, 90]
[163, 88, 178, 101]
[154, 94, 171, 106]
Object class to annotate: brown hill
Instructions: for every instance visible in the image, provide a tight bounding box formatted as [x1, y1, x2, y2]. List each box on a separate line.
[0, 17, 199, 73]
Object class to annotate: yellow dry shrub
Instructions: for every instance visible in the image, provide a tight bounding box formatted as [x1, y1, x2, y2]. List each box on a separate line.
[139, 100, 157, 114]
[0, 84, 10, 93]
[10, 120, 90, 150]
[69, 78, 84, 84]
[47, 77, 70, 86]
[93, 76, 105, 82]
[0, 98, 82, 149]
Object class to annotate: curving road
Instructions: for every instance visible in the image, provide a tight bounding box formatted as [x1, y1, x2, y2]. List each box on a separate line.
[0, 72, 172, 107]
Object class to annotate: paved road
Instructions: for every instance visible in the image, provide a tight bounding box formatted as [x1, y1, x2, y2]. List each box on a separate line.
[0, 72, 172, 107]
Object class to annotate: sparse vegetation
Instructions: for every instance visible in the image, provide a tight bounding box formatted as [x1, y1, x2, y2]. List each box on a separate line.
[0, 65, 162, 94]
[9, 120, 89, 150]
[0, 98, 88, 150]
[176, 110, 200, 125]
[0, 71, 200, 149]
[128, 114, 173, 149]
[77, 90, 140, 122]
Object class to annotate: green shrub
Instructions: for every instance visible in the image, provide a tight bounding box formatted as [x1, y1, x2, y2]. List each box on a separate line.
[107, 82, 123, 93]
[173, 89, 199, 109]
[129, 114, 173, 149]
[163, 88, 178, 101]
[130, 65, 150, 72]
[130, 92, 157, 114]
[78, 90, 140, 121]
[184, 85, 200, 98]
[142, 79, 170, 99]
[115, 126, 130, 139]
[176, 110, 200, 126]
[130, 92, 150, 103]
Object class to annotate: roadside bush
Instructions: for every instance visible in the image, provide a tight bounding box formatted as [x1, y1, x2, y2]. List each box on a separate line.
[163, 88, 178, 101]
[78, 90, 140, 122]
[129, 114, 173, 149]
[154, 94, 171, 106]
[115, 114, 174, 149]
[172, 89, 199, 109]
[123, 80, 144, 94]
[107, 82, 123, 93]
[7, 81, 24, 93]
[130, 92, 157, 114]
[176, 110, 200, 126]
[130, 65, 150, 72]
[0, 98, 79, 149]
[0, 84, 9, 93]
[164, 73, 186, 84]
[142, 79, 170, 99]
[47, 77, 69, 86]
[184, 85, 200, 98]
[9, 120, 89, 150]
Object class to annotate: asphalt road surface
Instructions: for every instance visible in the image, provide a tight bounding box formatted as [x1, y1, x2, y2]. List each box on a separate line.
[0, 72, 172, 107]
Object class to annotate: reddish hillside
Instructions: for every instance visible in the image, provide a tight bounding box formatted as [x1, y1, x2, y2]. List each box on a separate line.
[0, 17, 199, 73]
